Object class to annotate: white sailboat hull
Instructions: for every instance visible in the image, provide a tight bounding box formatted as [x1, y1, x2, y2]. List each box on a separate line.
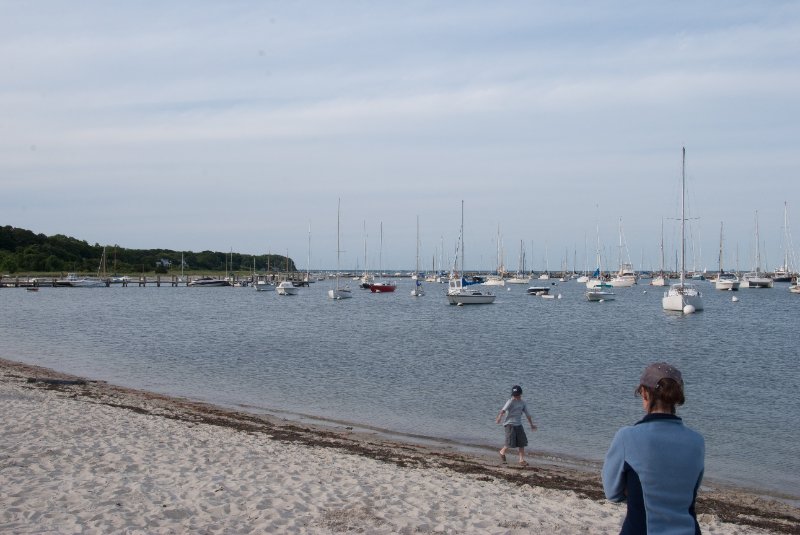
[586, 290, 615, 301]
[327, 288, 352, 299]
[662, 284, 704, 311]
[446, 291, 496, 305]
[650, 276, 670, 287]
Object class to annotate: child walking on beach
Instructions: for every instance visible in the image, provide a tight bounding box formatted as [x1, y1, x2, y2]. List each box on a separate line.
[496, 385, 537, 466]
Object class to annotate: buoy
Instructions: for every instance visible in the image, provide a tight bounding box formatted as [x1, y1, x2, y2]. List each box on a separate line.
[683, 304, 696, 314]
[457, 302, 464, 306]
[599, 299, 605, 303]
[643, 290, 647, 294]
[732, 296, 739, 302]
[507, 287, 511, 291]
[557, 294, 562, 299]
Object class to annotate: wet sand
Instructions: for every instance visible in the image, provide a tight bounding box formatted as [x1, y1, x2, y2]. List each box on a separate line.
[1, 358, 797, 534]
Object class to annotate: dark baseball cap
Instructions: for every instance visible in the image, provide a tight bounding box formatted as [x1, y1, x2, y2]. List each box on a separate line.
[639, 362, 683, 389]
[511, 385, 522, 396]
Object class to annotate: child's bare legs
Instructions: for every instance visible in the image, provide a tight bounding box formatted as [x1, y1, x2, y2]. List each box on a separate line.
[517, 447, 528, 465]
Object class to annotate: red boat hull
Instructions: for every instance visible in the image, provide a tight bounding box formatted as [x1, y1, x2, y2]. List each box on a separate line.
[368, 282, 396, 293]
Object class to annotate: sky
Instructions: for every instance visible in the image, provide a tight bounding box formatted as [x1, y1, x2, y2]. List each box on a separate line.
[2, 1, 799, 272]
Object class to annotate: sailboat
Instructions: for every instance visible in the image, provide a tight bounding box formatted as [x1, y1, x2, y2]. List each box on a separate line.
[662, 148, 703, 312]
[368, 222, 396, 293]
[328, 199, 352, 300]
[447, 201, 496, 305]
[772, 202, 794, 282]
[484, 225, 506, 286]
[585, 223, 615, 301]
[608, 218, 637, 287]
[507, 241, 531, 284]
[741, 211, 774, 288]
[714, 222, 740, 291]
[651, 219, 670, 287]
[411, 216, 425, 297]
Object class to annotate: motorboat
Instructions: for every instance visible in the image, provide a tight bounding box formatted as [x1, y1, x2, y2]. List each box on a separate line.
[55, 273, 106, 288]
[714, 272, 740, 291]
[254, 280, 275, 291]
[526, 286, 550, 296]
[586, 289, 615, 301]
[188, 277, 231, 287]
[276, 281, 298, 295]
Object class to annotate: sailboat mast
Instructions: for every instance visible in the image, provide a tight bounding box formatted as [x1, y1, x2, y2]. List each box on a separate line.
[680, 147, 686, 286]
[461, 200, 465, 275]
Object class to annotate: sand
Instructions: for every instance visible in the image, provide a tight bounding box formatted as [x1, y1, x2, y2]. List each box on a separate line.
[1, 358, 797, 534]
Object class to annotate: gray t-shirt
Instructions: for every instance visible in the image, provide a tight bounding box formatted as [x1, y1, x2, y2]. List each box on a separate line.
[501, 398, 530, 426]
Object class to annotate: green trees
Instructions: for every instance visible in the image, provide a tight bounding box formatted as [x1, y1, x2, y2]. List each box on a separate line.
[0, 226, 296, 274]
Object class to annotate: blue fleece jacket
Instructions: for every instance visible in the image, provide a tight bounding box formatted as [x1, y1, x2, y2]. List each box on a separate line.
[602, 413, 705, 534]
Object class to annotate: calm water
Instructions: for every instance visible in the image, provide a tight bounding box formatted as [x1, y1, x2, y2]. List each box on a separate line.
[2, 279, 798, 499]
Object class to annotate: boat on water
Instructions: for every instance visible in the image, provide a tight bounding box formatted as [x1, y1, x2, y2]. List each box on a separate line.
[369, 281, 396, 293]
[715, 272, 741, 291]
[662, 147, 703, 312]
[741, 211, 774, 289]
[586, 289, 615, 302]
[55, 273, 106, 288]
[651, 219, 671, 287]
[526, 286, 550, 296]
[447, 277, 496, 304]
[411, 216, 425, 297]
[790, 277, 800, 294]
[368, 222, 396, 293]
[328, 199, 353, 300]
[276, 280, 298, 295]
[608, 219, 637, 287]
[713, 223, 740, 291]
[446, 201, 495, 305]
[254, 280, 275, 291]
[773, 202, 795, 283]
[188, 277, 231, 287]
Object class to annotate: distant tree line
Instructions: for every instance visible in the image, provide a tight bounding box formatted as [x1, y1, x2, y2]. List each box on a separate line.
[0, 226, 296, 274]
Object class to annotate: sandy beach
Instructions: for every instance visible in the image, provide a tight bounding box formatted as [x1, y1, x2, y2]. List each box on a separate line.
[1, 358, 797, 534]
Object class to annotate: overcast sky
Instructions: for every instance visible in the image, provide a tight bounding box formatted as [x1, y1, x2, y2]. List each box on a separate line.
[2, 1, 799, 272]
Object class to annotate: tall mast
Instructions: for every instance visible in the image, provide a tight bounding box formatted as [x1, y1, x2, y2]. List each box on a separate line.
[461, 200, 465, 275]
[680, 147, 686, 286]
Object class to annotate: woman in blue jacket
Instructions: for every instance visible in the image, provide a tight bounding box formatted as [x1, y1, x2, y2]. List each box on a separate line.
[602, 362, 705, 534]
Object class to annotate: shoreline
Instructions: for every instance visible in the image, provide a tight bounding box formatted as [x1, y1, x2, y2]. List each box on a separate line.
[2, 357, 798, 533]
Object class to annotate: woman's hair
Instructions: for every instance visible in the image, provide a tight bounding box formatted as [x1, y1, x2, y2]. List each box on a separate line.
[636, 377, 685, 414]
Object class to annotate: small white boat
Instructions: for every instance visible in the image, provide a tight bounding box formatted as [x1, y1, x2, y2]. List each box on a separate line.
[714, 272, 740, 291]
[789, 278, 799, 294]
[188, 277, 231, 287]
[586, 289, 615, 301]
[650, 274, 670, 287]
[254, 280, 275, 291]
[483, 276, 506, 287]
[741, 272, 773, 288]
[447, 277, 496, 304]
[55, 273, 106, 288]
[276, 281, 298, 295]
[526, 286, 550, 296]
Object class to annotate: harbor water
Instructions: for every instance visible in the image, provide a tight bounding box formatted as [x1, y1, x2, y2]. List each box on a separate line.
[1, 278, 797, 500]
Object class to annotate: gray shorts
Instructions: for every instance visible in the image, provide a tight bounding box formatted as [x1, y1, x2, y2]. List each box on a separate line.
[504, 424, 528, 448]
